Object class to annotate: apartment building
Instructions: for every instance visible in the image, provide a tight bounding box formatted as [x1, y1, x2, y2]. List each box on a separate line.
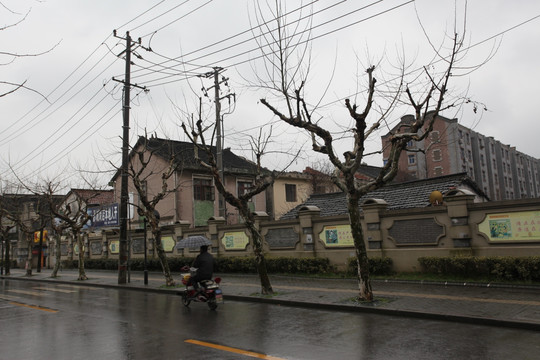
[381, 114, 540, 200]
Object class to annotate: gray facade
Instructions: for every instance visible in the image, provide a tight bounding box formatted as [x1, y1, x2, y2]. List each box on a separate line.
[383, 115, 540, 201]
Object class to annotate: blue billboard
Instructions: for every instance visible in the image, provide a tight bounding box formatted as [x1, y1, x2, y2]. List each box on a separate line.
[87, 203, 119, 228]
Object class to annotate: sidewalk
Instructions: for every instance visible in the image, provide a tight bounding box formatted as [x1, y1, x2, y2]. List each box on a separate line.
[2, 268, 540, 331]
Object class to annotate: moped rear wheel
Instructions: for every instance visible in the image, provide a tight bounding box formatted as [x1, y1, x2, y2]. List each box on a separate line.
[182, 292, 191, 307]
[207, 297, 217, 310]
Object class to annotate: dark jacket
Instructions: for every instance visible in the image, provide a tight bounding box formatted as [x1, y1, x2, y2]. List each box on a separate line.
[192, 251, 215, 280]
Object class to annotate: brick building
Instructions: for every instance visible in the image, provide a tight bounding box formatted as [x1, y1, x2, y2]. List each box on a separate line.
[381, 114, 540, 201]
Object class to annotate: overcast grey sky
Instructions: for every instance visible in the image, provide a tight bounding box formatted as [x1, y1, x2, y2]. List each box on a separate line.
[2, 0, 540, 188]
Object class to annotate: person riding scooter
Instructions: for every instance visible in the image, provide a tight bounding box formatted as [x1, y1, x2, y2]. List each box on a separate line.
[187, 245, 215, 291]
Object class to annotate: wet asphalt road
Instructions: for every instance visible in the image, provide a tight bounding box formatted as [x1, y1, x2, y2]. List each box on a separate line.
[1, 280, 539, 360]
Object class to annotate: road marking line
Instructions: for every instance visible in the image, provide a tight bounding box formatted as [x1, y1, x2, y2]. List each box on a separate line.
[0, 294, 21, 301]
[7, 289, 45, 296]
[32, 287, 75, 293]
[9, 301, 58, 313]
[185, 339, 286, 360]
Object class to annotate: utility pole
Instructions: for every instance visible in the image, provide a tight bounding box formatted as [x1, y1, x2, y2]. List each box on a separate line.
[201, 67, 235, 218]
[113, 30, 147, 284]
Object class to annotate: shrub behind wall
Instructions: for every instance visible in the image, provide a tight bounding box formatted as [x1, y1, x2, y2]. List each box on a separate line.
[418, 256, 540, 282]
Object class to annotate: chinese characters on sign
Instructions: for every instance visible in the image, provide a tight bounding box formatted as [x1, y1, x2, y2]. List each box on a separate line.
[87, 203, 119, 228]
[221, 231, 250, 250]
[479, 211, 540, 241]
[319, 225, 354, 247]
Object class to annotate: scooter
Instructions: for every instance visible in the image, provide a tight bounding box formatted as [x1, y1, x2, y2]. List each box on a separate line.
[179, 266, 223, 310]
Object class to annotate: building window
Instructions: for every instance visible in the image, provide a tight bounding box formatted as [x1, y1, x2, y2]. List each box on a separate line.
[433, 149, 442, 161]
[408, 154, 416, 165]
[193, 178, 214, 201]
[467, 150, 472, 161]
[285, 184, 297, 202]
[237, 181, 252, 197]
[430, 131, 440, 142]
[434, 167, 443, 176]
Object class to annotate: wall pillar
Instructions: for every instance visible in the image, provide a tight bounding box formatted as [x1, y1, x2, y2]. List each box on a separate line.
[173, 221, 191, 256]
[298, 206, 321, 253]
[362, 199, 388, 252]
[445, 192, 475, 251]
[101, 231, 109, 259]
[208, 217, 226, 254]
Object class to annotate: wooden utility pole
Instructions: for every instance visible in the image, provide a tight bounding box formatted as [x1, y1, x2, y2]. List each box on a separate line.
[201, 67, 234, 218]
[113, 30, 147, 284]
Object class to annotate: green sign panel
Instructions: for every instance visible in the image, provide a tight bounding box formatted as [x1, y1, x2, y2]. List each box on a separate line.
[319, 225, 354, 247]
[222, 231, 249, 250]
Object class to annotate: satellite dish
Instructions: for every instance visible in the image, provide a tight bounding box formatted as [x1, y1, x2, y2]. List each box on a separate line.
[429, 190, 443, 205]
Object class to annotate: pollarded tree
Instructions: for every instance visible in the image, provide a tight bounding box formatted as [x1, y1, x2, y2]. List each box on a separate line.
[42, 182, 96, 281]
[122, 135, 181, 286]
[182, 121, 278, 295]
[255, 2, 482, 301]
[0, 193, 16, 275]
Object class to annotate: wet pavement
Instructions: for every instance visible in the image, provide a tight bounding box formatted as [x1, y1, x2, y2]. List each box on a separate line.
[2, 268, 540, 331]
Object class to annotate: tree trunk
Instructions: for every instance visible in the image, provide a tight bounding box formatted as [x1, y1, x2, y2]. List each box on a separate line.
[152, 227, 174, 286]
[4, 238, 11, 275]
[76, 233, 87, 280]
[26, 238, 32, 276]
[347, 194, 373, 301]
[51, 234, 62, 277]
[244, 215, 273, 295]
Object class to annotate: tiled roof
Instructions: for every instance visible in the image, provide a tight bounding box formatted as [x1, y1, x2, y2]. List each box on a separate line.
[70, 189, 114, 205]
[280, 173, 487, 219]
[138, 137, 260, 175]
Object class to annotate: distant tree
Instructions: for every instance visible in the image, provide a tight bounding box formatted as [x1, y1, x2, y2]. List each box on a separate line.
[0, 192, 16, 275]
[49, 210, 70, 278]
[41, 183, 95, 281]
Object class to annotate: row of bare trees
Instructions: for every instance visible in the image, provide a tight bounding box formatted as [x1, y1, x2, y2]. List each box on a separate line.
[2, 1, 484, 303]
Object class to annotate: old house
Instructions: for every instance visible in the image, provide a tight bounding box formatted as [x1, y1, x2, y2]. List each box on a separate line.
[109, 136, 267, 228]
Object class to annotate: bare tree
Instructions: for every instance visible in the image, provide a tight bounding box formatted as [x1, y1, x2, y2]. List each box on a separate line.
[41, 182, 94, 281]
[123, 136, 181, 286]
[0, 191, 40, 276]
[182, 119, 277, 295]
[255, 2, 479, 301]
[49, 211, 70, 278]
[0, 193, 16, 275]
[1, 3, 56, 100]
